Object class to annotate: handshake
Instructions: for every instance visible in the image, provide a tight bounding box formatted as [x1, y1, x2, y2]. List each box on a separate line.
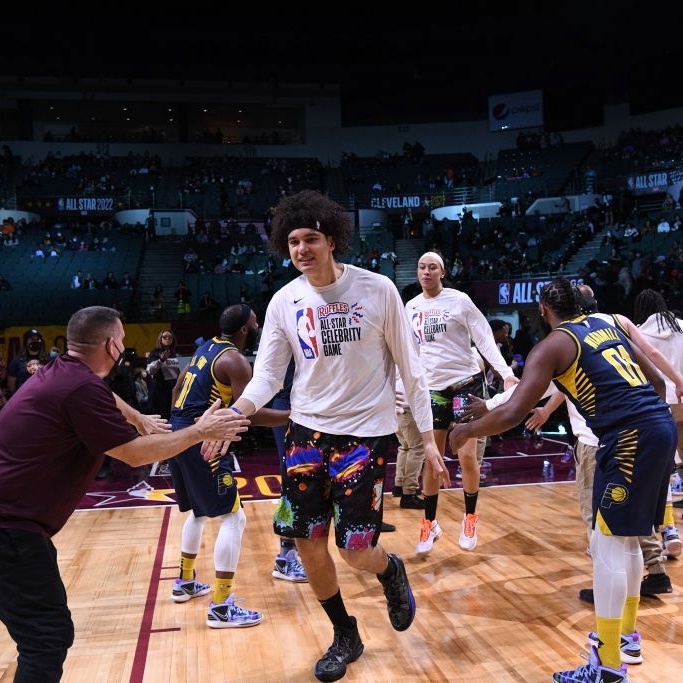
[196, 400, 251, 459]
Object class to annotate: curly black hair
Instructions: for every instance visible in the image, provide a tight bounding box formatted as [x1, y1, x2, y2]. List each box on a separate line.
[539, 276, 582, 318]
[268, 189, 353, 259]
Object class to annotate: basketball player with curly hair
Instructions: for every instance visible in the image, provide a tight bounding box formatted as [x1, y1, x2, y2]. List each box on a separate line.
[223, 189, 449, 682]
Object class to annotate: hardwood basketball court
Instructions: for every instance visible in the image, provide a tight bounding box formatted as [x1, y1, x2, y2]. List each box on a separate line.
[0, 482, 680, 682]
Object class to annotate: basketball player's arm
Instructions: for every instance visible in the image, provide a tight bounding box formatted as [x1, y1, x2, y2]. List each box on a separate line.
[525, 389, 565, 431]
[617, 313, 683, 401]
[459, 382, 558, 429]
[221, 354, 289, 428]
[449, 332, 573, 452]
[200, 353, 288, 460]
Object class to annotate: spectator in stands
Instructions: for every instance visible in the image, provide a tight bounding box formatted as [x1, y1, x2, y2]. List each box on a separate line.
[145, 330, 180, 420]
[239, 283, 254, 306]
[487, 319, 518, 390]
[617, 261, 634, 299]
[102, 272, 119, 289]
[146, 211, 157, 242]
[81, 273, 99, 290]
[662, 193, 676, 213]
[623, 222, 640, 241]
[630, 251, 645, 282]
[449, 256, 463, 282]
[120, 272, 135, 290]
[70, 271, 82, 289]
[231, 258, 246, 274]
[100, 352, 142, 478]
[174, 280, 192, 317]
[258, 267, 274, 309]
[214, 257, 230, 274]
[31, 244, 45, 260]
[1, 219, 17, 246]
[152, 284, 166, 319]
[99, 236, 116, 252]
[513, 315, 538, 360]
[133, 367, 149, 413]
[183, 246, 200, 273]
[657, 216, 671, 233]
[53, 232, 66, 249]
[199, 291, 220, 316]
[8, 328, 48, 397]
[402, 210, 413, 239]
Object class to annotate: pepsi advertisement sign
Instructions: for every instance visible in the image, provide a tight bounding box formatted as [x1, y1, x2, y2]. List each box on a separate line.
[488, 89, 544, 132]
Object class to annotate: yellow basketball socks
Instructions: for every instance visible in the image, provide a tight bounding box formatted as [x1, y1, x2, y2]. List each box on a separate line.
[621, 595, 639, 635]
[214, 578, 234, 604]
[595, 616, 622, 669]
[179, 555, 196, 581]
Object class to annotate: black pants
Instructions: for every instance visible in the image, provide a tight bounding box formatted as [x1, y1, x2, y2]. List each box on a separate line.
[0, 529, 74, 682]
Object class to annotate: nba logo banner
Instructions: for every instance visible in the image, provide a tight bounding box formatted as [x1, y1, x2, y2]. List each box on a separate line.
[499, 283, 510, 305]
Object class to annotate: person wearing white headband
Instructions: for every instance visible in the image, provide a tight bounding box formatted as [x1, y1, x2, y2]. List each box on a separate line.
[406, 251, 519, 556]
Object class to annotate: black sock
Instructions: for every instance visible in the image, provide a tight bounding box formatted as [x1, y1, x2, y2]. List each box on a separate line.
[319, 590, 354, 629]
[464, 490, 479, 515]
[424, 493, 439, 520]
[377, 555, 396, 580]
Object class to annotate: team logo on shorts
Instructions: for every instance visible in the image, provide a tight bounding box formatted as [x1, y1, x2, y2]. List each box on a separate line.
[218, 471, 235, 495]
[600, 483, 629, 508]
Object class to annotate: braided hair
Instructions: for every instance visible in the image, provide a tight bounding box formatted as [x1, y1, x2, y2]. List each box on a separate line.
[632, 288, 683, 334]
[539, 276, 582, 319]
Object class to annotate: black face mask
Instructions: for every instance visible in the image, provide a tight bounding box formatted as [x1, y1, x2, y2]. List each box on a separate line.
[106, 347, 126, 381]
[27, 342, 42, 354]
[109, 340, 126, 368]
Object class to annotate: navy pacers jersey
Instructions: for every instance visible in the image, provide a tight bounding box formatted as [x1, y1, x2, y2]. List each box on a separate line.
[172, 337, 236, 419]
[552, 313, 671, 436]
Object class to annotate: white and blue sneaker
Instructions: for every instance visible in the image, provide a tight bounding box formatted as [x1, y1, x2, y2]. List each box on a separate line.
[553, 645, 628, 682]
[588, 630, 643, 664]
[171, 576, 211, 603]
[272, 548, 308, 582]
[206, 594, 263, 628]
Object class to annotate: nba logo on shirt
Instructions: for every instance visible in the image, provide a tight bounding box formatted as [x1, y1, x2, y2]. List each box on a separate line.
[411, 311, 425, 344]
[499, 282, 510, 305]
[296, 308, 319, 359]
